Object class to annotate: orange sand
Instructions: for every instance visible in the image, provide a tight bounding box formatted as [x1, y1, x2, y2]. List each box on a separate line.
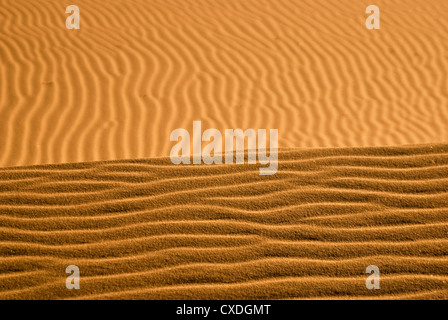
[1, 0, 447, 300]
[0, 0, 447, 167]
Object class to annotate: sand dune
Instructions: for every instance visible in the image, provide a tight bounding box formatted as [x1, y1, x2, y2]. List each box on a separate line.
[1, 0, 448, 167]
[0, 144, 447, 299]
[1, 0, 447, 301]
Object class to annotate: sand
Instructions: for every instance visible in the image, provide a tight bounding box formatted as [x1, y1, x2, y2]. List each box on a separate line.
[0, 0, 447, 300]
[1, 0, 448, 167]
[0, 145, 447, 299]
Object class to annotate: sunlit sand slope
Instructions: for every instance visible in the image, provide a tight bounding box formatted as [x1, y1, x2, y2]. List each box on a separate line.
[0, 144, 447, 299]
[1, 0, 448, 167]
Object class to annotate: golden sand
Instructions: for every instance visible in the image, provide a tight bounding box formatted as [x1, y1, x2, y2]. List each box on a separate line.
[0, 0, 447, 167]
[1, 0, 447, 300]
[0, 145, 447, 299]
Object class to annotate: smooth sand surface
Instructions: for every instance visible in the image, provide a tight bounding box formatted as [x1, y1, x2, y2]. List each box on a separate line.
[0, 144, 447, 299]
[1, 0, 448, 167]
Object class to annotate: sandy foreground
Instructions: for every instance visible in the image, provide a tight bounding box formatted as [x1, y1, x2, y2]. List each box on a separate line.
[0, 0, 448, 300]
[0, 145, 447, 299]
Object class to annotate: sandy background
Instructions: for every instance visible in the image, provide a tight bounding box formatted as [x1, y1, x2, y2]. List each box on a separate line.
[0, 0, 447, 167]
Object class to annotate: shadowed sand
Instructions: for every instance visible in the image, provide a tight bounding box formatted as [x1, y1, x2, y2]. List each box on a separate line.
[1, 0, 448, 167]
[0, 144, 447, 299]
